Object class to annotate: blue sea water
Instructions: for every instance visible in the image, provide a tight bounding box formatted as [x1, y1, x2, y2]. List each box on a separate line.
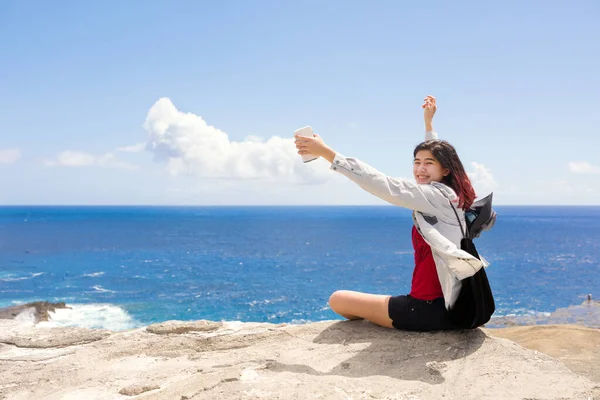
[1, 206, 599, 331]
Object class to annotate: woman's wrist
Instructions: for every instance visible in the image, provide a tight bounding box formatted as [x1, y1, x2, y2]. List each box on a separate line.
[321, 146, 336, 164]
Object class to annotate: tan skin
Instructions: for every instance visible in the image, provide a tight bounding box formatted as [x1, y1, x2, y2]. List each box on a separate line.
[294, 96, 447, 328]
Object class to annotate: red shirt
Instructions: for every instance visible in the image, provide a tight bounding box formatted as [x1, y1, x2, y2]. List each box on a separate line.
[409, 226, 444, 300]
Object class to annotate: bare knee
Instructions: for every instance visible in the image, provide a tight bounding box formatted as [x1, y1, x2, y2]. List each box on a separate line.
[328, 290, 360, 319]
[328, 290, 347, 312]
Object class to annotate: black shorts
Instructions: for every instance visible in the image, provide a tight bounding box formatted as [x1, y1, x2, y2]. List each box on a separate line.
[388, 295, 455, 332]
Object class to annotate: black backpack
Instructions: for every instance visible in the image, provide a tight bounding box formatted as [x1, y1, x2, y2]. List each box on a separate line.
[444, 193, 497, 329]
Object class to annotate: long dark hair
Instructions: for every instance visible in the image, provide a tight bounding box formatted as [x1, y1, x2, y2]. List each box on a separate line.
[413, 140, 476, 210]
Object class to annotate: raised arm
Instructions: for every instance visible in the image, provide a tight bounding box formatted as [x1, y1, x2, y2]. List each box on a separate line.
[423, 95, 439, 141]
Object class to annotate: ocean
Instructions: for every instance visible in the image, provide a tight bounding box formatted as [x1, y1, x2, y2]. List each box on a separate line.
[1, 206, 599, 331]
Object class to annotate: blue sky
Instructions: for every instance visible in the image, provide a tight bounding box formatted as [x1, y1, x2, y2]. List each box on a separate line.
[1, 1, 598, 205]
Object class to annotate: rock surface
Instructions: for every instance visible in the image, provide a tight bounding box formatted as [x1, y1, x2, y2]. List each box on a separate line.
[1, 318, 599, 400]
[487, 324, 600, 384]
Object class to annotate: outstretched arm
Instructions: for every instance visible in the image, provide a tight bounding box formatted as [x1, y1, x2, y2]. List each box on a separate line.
[423, 95, 439, 140]
[294, 133, 442, 214]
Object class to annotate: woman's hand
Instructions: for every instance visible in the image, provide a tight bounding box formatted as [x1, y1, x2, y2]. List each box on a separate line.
[294, 133, 336, 163]
[422, 95, 437, 132]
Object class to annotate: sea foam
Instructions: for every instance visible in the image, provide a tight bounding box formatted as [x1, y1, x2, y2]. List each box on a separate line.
[36, 303, 139, 331]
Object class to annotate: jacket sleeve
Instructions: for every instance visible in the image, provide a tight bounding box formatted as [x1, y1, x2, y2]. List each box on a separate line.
[425, 130, 438, 141]
[330, 153, 446, 214]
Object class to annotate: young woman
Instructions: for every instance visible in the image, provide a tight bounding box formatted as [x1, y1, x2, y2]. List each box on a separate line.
[294, 96, 486, 331]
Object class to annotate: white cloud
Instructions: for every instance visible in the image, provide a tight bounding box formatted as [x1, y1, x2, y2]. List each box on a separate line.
[115, 143, 146, 153]
[468, 161, 498, 196]
[45, 150, 95, 167]
[44, 150, 137, 170]
[568, 161, 600, 175]
[143, 97, 330, 183]
[0, 148, 21, 164]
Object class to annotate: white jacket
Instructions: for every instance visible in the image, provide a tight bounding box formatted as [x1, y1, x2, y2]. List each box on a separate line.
[330, 130, 488, 309]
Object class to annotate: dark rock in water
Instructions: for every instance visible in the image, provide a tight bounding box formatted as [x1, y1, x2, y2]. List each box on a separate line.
[488, 300, 600, 329]
[0, 301, 70, 323]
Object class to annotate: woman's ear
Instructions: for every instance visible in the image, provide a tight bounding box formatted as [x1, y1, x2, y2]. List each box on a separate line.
[443, 168, 450, 177]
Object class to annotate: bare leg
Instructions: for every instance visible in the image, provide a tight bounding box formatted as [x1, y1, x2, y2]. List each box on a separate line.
[328, 290, 394, 329]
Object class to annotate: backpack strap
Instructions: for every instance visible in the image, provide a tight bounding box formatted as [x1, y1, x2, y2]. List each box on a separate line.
[448, 200, 467, 239]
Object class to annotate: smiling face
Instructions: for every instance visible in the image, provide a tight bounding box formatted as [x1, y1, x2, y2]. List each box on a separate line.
[413, 150, 450, 184]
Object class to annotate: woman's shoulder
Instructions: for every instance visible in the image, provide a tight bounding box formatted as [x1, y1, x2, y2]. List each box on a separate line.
[426, 182, 461, 210]
[428, 182, 457, 200]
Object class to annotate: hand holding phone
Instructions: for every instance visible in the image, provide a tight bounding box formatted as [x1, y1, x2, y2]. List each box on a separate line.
[294, 126, 318, 163]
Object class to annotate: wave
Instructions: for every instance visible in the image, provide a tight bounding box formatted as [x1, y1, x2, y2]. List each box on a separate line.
[14, 307, 37, 326]
[267, 311, 290, 320]
[91, 285, 116, 293]
[494, 308, 552, 318]
[247, 296, 287, 307]
[0, 272, 44, 282]
[290, 319, 312, 324]
[83, 272, 105, 278]
[36, 303, 139, 331]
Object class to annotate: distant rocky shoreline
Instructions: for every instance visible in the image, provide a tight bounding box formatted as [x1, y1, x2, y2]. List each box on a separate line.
[488, 298, 600, 328]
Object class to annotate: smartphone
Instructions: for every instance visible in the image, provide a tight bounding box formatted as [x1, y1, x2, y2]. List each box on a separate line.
[294, 126, 318, 163]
